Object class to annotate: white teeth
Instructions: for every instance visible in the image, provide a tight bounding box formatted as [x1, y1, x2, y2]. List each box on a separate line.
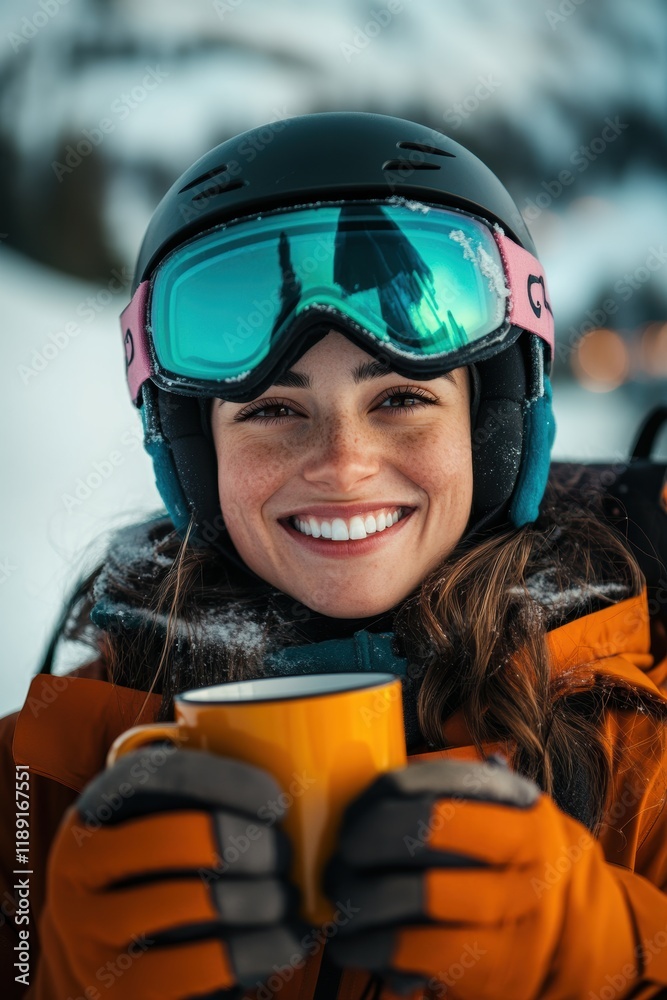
[331, 518, 349, 541]
[290, 507, 408, 541]
[348, 515, 367, 540]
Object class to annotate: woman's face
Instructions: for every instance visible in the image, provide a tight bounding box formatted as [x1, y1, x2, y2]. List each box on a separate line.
[210, 330, 473, 617]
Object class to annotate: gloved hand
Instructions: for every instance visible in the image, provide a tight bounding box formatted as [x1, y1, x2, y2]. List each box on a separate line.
[323, 755, 639, 1000]
[34, 745, 308, 1000]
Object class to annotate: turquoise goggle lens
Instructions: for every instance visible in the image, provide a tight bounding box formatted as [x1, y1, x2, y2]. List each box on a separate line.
[150, 201, 509, 383]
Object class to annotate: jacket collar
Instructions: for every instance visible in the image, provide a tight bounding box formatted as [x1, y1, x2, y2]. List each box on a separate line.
[13, 591, 665, 794]
[547, 588, 654, 678]
[13, 673, 161, 793]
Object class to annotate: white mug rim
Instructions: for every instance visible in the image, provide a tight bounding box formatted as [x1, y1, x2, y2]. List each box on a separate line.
[176, 671, 399, 705]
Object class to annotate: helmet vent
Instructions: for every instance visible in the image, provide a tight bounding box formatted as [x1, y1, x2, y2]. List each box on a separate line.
[382, 159, 441, 172]
[397, 141, 456, 158]
[191, 179, 245, 204]
[179, 164, 233, 194]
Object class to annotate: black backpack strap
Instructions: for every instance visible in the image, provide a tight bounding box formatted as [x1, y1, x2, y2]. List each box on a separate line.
[550, 407, 667, 615]
[631, 405, 667, 461]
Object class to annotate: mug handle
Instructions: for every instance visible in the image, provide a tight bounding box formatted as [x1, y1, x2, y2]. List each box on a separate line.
[106, 722, 185, 768]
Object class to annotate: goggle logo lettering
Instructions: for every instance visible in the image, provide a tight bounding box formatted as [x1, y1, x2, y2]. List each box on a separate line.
[527, 274, 553, 320]
[124, 329, 135, 370]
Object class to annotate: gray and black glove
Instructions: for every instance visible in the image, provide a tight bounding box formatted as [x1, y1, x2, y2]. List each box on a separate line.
[35, 745, 308, 999]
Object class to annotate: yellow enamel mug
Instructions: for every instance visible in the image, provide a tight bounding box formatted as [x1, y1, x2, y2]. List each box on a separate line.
[106, 672, 407, 924]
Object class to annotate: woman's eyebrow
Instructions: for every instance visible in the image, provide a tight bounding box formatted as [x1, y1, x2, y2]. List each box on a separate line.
[216, 363, 456, 405]
[272, 360, 455, 389]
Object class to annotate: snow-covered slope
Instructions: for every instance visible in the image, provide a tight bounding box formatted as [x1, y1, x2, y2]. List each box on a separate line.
[0, 247, 162, 714]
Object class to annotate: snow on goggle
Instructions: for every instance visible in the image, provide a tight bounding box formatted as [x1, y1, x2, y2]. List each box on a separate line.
[121, 199, 554, 405]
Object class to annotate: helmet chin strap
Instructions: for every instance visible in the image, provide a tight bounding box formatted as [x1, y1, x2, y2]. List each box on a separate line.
[200, 396, 215, 447]
[460, 361, 512, 541]
[468, 362, 481, 427]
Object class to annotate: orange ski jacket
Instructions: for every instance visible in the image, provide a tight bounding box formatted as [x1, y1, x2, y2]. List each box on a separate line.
[1, 590, 666, 999]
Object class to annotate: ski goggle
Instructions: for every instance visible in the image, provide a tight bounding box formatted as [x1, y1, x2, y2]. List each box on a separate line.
[121, 199, 554, 405]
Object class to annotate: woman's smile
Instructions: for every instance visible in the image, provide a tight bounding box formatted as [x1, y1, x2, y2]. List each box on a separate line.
[279, 505, 417, 558]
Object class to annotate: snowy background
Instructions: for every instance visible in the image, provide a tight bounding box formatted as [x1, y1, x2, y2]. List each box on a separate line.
[1, 0, 666, 715]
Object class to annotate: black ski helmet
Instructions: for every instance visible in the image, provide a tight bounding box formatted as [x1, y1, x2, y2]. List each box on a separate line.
[126, 112, 555, 584]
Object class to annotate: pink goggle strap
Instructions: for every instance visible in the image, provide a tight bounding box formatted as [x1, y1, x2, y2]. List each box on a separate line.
[493, 232, 555, 357]
[120, 280, 154, 406]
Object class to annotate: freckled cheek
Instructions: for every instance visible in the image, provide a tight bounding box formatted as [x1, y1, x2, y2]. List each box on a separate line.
[408, 454, 470, 500]
[393, 428, 472, 500]
[216, 442, 296, 525]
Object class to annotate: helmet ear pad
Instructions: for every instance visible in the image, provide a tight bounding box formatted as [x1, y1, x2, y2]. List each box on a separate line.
[470, 339, 526, 524]
[140, 382, 267, 583]
[469, 332, 555, 531]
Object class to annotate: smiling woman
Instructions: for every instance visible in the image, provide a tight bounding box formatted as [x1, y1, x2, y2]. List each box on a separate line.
[2, 112, 667, 1000]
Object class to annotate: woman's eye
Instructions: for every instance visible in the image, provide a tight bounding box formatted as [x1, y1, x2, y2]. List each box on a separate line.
[236, 400, 301, 422]
[252, 405, 291, 418]
[377, 390, 436, 412]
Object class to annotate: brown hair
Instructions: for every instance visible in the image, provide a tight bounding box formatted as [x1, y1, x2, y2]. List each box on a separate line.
[55, 477, 665, 834]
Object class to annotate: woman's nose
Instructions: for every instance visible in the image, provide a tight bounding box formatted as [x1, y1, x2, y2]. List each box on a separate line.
[300, 416, 382, 493]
